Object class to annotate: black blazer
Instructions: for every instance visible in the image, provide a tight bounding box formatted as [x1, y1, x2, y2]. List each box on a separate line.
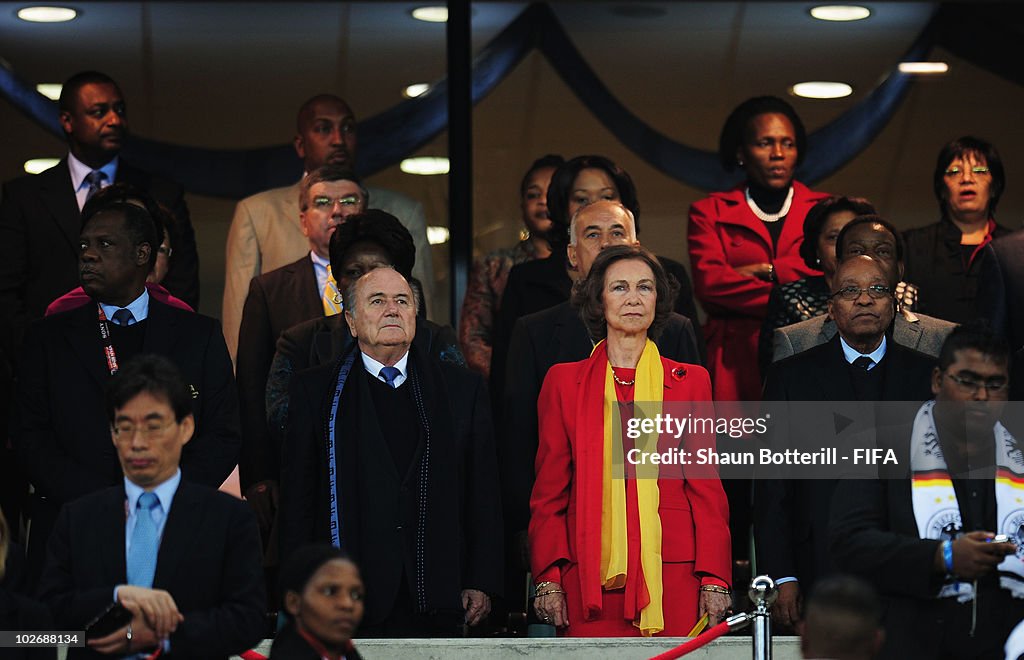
[38, 481, 266, 660]
[830, 436, 1024, 659]
[236, 255, 322, 491]
[977, 232, 1024, 401]
[499, 300, 703, 535]
[14, 299, 240, 575]
[754, 337, 935, 596]
[489, 252, 703, 420]
[280, 346, 503, 626]
[0, 158, 199, 357]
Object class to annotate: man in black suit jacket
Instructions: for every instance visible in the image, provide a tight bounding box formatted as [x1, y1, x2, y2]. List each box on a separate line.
[977, 231, 1024, 400]
[38, 354, 264, 659]
[280, 267, 502, 636]
[0, 71, 198, 359]
[235, 167, 366, 492]
[755, 255, 935, 630]
[14, 194, 239, 583]
[830, 323, 1023, 659]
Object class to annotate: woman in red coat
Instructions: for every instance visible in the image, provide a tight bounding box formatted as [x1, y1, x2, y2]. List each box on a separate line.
[688, 96, 828, 402]
[530, 245, 731, 637]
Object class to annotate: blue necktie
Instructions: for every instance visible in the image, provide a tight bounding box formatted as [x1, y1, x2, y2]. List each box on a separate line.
[379, 366, 401, 388]
[84, 170, 107, 201]
[853, 356, 875, 370]
[127, 492, 160, 588]
[112, 308, 135, 327]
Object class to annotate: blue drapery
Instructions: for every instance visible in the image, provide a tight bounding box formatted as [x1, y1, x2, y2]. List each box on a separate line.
[1, 2, 1007, 198]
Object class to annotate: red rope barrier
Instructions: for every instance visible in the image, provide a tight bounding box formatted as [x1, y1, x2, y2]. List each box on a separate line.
[648, 620, 732, 660]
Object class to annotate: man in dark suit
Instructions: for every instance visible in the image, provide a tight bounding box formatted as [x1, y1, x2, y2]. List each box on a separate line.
[498, 200, 702, 623]
[14, 193, 239, 582]
[0, 70, 199, 359]
[39, 354, 264, 659]
[755, 255, 935, 630]
[830, 323, 1024, 659]
[977, 231, 1024, 400]
[235, 166, 366, 493]
[280, 267, 501, 637]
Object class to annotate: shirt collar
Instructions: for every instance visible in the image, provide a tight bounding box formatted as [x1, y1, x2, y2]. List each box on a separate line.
[840, 334, 887, 367]
[310, 250, 331, 270]
[124, 468, 181, 515]
[361, 350, 410, 381]
[68, 152, 118, 192]
[100, 287, 150, 323]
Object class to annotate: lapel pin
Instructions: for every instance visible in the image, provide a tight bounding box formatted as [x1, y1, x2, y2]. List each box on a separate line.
[189, 385, 199, 399]
[672, 367, 687, 381]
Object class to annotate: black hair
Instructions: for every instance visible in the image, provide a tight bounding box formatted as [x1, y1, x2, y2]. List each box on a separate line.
[546, 155, 640, 248]
[835, 214, 905, 264]
[519, 154, 565, 197]
[278, 544, 355, 619]
[718, 95, 807, 172]
[802, 575, 882, 660]
[106, 354, 193, 424]
[328, 209, 415, 281]
[799, 196, 877, 270]
[933, 136, 1006, 220]
[938, 320, 1010, 372]
[81, 184, 162, 270]
[58, 70, 121, 114]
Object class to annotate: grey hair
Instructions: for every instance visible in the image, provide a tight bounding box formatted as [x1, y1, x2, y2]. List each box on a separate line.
[568, 202, 635, 246]
[342, 265, 419, 319]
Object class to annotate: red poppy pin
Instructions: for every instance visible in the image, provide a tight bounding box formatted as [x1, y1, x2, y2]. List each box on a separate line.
[671, 367, 687, 381]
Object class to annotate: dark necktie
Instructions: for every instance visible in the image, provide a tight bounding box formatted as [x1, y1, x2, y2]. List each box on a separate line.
[852, 356, 875, 370]
[127, 492, 160, 587]
[379, 366, 401, 388]
[84, 170, 107, 202]
[112, 308, 135, 327]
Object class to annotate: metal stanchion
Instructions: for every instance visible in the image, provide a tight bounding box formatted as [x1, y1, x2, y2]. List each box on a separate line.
[748, 575, 778, 660]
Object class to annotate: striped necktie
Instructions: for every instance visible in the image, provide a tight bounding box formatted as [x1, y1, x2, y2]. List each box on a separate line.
[322, 265, 342, 316]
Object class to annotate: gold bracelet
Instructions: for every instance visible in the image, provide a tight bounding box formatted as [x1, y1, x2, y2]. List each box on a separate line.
[700, 585, 731, 595]
[535, 581, 559, 591]
[534, 589, 566, 598]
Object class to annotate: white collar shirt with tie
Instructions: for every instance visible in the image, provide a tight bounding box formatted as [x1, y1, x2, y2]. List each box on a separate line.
[67, 152, 119, 211]
[361, 350, 410, 388]
[100, 288, 151, 326]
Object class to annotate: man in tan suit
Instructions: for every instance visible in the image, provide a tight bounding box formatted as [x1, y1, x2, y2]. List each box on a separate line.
[222, 94, 432, 360]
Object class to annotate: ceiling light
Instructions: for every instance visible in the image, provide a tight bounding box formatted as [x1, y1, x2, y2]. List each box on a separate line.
[789, 81, 853, 99]
[403, 83, 431, 99]
[898, 62, 950, 75]
[427, 226, 450, 245]
[411, 6, 447, 23]
[36, 83, 62, 100]
[809, 5, 871, 21]
[400, 157, 450, 175]
[24, 158, 59, 174]
[16, 6, 78, 22]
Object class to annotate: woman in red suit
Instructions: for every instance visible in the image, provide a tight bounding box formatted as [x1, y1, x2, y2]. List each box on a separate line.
[530, 245, 731, 637]
[688, 96, 828, 402]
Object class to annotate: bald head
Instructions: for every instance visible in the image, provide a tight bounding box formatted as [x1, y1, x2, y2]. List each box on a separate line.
[566, 201, 638, 278]
[294, 94, 358, 171]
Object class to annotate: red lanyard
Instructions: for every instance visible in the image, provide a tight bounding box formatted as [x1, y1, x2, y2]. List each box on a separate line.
[97, 304, 120, 375]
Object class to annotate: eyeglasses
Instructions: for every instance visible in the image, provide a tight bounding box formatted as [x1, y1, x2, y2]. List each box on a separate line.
[944, 166, 991, 177]
[112, 418, 176, 440]
[311, 195, 363, 210]
[830, 285, 893, 301]
[943, 372, 1008, 395]
[157, 245, 172, 257]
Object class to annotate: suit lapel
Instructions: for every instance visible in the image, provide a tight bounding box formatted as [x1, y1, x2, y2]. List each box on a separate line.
[62, 304, 111, 389]
[893, 315, 923, 352]
[39, 160, 83, 251]
[817, 338, 858, 400]
[292, 257, 323, 316]
[716, 190, 773, 252]
[553, 303, 593, 363]
[103, 488, 129, 583]
[776, 182, 822, 257]
[153, 482, 199, 588]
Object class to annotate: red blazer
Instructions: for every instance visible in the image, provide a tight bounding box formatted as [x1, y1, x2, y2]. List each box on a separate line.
[529, 353, 731, 620]
[687, 181, 828, 400]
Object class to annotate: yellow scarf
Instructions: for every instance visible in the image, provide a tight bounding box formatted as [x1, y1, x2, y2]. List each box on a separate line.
[599, 338, 664, 635]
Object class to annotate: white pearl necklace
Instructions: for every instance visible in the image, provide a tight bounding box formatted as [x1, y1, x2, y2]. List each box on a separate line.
[745, 186, 794, 223]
